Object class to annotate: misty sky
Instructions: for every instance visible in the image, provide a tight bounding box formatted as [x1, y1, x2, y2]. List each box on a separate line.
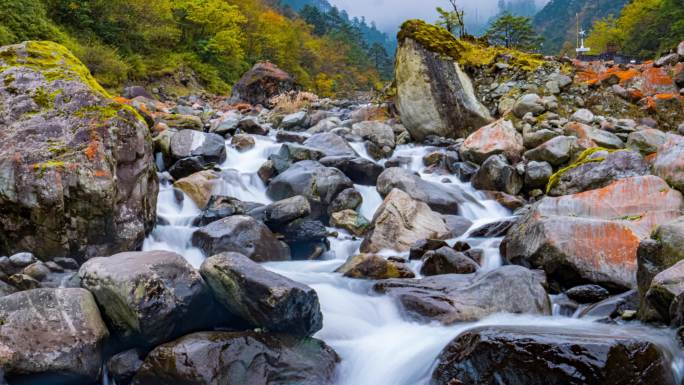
[328, 0, 549, 34]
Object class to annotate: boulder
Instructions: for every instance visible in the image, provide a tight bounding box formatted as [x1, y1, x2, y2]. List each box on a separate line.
[192, 215, 290, 262]
[335, 254, 415, 279]
[328, 187, 362, 214]
[168, 156, 209, 180]
[503, 176, 683, 290]
[547, 150, 649, 196]
[169, 130, 226, 163]
[432, 325, 676, 385]
[579, 289, 639, 320]
[173, 170, 220, 209]
[230, 62, 298, 107]
[460, 120, 523, 164]
[376, 167, 477, 214]
[627, 129, 670, 155]
[570, 108, 595, 124]
[280, 111, 308, 129]
[565, 284, 610, 304]
[409, 239, 450, 260]
[361, 189, 450, 253]
[420, 247, 479, 276]
[268, 143, 325, 174]
[237, 117, 269, 136]
[280, 218, 329, 260]
[319, 155, 384, 185]
[351, 121, 396, 159]
[524, 160, 553, 189]
[192, 196, 259, 226]
[471, 154, 523, 195]
[79, 251, 212, 346]
[564, 122, 624, 149]
[264, 195, 311, 228]
[653, 135, 684, 192]
[524, 136, 578, 166]
[107, 349, 144, 385]
[0, 41, 157, 260]
[512, 94, 545, 117]
[133, 331, 338, 385]
[330, 209, 370, 236]
[158, 113, 203, 131]
[303, 132, 357, 157]
[374, 265, 550, 324]
[266, 161, 354, 220]
[394, 21, 492, 141]
[645, 260, 684, 324]
[200, 253, 322, 336]
[231, 133, 255, 152]
[0, 288, 108, 383]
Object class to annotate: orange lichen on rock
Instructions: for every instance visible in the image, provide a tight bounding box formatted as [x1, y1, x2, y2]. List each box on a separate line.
[641, 67, 676, 95]
[113, 96, 132, 105]
[84, 139, 99, 161]
[93, 169, 109, 178]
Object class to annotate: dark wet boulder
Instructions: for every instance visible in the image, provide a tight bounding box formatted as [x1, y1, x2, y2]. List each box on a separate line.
[266, 161, 354, 221]
[237, 116, 269, 136]
[469, 217, 516, 238]
[328, 187, 362, 214]
[471, 154, 523, 195]
[565, 284, 610, 304]
[336, 254, 415, 279]
[431, 325, 676, 385]
[200, 253, 322, 336]
[579, 290, 639, 320]
[132, 331, 338, 385]
[645, 260, 684, 324]
[374, 265, 550, 324]
[0, 41, 157, 260]
[420, 247, 479, 276]
[377, 167, 477, 214]
[169, 130, 226, 164]
[547, 150, 649, 197]
[268, 143, 325, 174]
[192, 215, 290, 262]
[320, 155, 384, 185]
[409, 239, 449, 260]
[230, 61, 299, 107]
[79, 251, 212, 347]
[524, 160, 553, 189]
[264, 195, 311, 228]
[107, 348, 144, 385]
[303, 132, 358, 157]
[281, 218, 329, 260]
[0, 288, 109, 383]
[192, 196, 261, 226]
[168, 156, 211, 180]
[394, 20, 492, 140]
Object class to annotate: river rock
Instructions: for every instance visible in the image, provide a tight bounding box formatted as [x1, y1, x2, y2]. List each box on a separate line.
[132, 331, 338, 385]
[169, 129, 226, 163]
[512, 93, 546, 118]
[266, 160, 354, 220]
[192, 195, 259, 226]
[200, 252, 322, 336]
[168, 156, 209, 180]
[377, 167, 476, 214]
[570, 108, 595, 124]
[524, 135, 578, 166]
[565, 284, 610, 304]
[280, 111, 308, 129]
[173, 170, 219, 209]
[0, 288, 108, 383]
[579, 289, 639, 319]
[524, 160, 553, 189]
[351, 121, 396, 159]
[361, 189, 450, 253]
[319, 155, 384, 185]
[420, 247, 479, 276]
[230, 61, 298, 107]
[627, 129, 671, 155]
[564, 122, 624, 149]
[0, 41, 157, 260]
[432, 325, 676, 385]
[335, 254, 415, 279]
[460, 120, 523, 164]
[653, 135, 684, 192]
[231, 133, 255, 151]
[409, 239, 450, 260]
[303, 132, 357, 157]
[394, 21, 492, 141]
[503, 176, 683, 290]
[645, 260, 684, 324]
[192, 215, 290, 262]
[374, 265, 550, 324]
[471, 154, 523, 195]
[107, 348, 144, 385]
[280, 218, 329, 260]
[330, 209, 370, 236]
[264, 195, 311, 228]
[547, 150, 649, 196]
[79, 251, 211, 347]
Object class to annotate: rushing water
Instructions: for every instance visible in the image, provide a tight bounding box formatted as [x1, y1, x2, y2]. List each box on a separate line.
[142, 131, 684, 385]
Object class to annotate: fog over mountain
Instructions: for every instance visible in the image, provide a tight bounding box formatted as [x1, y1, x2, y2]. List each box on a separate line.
[328, 0, 550, 34]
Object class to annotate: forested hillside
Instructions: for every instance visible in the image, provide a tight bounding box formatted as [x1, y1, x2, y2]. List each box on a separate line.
[586, 0, 684, 58]
[0, 0, 383, 96]
[533, 0, 630, 55]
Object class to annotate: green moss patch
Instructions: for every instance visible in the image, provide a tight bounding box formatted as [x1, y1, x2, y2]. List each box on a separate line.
[545, 147, 625, 193]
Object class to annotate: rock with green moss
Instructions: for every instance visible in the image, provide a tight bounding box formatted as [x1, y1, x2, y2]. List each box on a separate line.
[0, 41, 158, 261]
[395, 20, 493, 140]
[132, 331, 338, 385]
[0, 288, 109, 383]
[78, 250, 214, 348]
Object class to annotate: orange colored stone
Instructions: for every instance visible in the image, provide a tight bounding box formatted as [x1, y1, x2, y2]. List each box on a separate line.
[113, 96, 131, 105]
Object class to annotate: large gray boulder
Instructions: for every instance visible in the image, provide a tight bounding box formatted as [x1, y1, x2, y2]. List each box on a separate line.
[266, 160, 354, 220]
[79, 251, 212, 346]
[133, 331, 339, 385]
[374, 265, 550, 324]
[192, 215, 290, 262]
[230, 61, 298, 107]
[200, 252, 322, 336]
[432, 325, 676, 385]
[376, 167, 478, 214]
[303, 132, 357, 157]
[394, 21, 492, 141]
[319, 155, 384, 185]
[169, 129, 227, 164]
[471, 154, 523, 195]
[0, 288, 109, 383]
[361, 189, 450, 253]
[0, 41, 158, 260]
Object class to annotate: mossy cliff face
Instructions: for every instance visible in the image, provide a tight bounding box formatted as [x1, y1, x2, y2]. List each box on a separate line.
[395, 21, 494, 141]
[0, 41, 158, 261]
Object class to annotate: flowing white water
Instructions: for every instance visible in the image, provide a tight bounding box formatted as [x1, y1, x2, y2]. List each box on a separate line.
[142, 131, 684, 384]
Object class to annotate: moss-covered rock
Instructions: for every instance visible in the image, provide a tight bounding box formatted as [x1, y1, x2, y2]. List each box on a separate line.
[0, 41, 158, 260]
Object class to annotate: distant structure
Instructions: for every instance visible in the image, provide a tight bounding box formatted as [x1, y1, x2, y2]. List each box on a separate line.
[574, 13, 642, 64]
